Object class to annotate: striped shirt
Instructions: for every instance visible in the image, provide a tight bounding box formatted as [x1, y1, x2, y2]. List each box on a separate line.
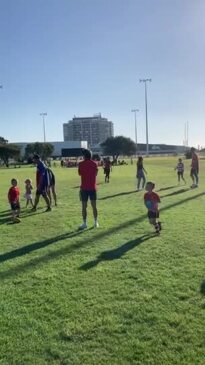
[176, 162, 184, 172]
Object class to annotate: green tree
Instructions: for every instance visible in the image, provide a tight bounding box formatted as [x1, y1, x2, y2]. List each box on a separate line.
[25, 142, 54, 160]
[0, 142, 21, 167]
[101, 136, 136, 160]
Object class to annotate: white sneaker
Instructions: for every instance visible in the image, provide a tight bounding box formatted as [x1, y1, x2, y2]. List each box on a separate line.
[79, 222, 87, 230]
[94, 221, 99, 228]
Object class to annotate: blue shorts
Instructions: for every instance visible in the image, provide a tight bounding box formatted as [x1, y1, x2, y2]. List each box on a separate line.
[80, 190, 97, 202]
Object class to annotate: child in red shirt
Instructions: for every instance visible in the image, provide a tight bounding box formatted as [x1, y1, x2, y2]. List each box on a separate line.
[8, 178, 21, 223]
[144, 181, 161, 234]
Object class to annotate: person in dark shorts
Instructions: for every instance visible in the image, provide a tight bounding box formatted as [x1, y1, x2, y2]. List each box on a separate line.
[47, 167, 57, 206]
[175, 158, 186, 184]
[8, 178, 21, 223]
[190, 147, 199, 188]
[78, 149, 99, 229]
[103, 157, 111, 183]
[31, 154, 51, 212]
[136, 156, 147, 191]
[144, 181, 161, 234]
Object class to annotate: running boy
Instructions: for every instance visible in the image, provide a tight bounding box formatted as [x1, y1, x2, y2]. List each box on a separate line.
[8, 178, 21, 223]
[175, 158, 186, 184]
[144, 181, 161, 234]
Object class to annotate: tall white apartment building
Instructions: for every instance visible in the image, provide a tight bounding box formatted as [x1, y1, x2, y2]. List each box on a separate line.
[63, 113, 114, 147]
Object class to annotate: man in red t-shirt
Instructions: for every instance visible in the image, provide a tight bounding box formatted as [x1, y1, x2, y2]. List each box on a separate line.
[190, 147, 199, 188]
[78, 149, 99, 229]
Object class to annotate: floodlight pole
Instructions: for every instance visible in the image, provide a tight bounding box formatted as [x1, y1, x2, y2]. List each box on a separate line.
[139, 78, 151, 156]
[131, 109, 139, 152]
[40, 112, 47, 143]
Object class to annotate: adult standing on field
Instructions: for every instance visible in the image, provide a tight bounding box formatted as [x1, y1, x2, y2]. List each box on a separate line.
[136, 156, 147, 191]
[78, 149, 99, 229]
[190, 147, 199, 188]
[31, 154, 51, 212]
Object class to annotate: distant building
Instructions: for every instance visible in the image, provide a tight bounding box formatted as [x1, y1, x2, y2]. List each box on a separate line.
[15, 141, 88, 158]
[63, 113, 114, 147]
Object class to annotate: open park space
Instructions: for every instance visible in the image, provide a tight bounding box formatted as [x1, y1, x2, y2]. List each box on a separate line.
[0, 157, 205, 365]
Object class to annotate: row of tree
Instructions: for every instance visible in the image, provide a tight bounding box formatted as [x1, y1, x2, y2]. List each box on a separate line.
[0, 135, 136, 166]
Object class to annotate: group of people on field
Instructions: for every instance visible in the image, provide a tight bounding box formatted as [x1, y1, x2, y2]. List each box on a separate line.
[8, 147, 199, 235]
[136, 147, 199, 234]
[8, 154, 57, 223]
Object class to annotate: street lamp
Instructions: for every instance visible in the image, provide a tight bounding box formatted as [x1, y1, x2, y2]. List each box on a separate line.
[40, 112, 47, 142]
[131, 109, 139, 151]
[139, 78, 152, 156]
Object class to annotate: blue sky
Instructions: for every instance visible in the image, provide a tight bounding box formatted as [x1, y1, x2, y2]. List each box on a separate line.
[0, 0, 205, 147]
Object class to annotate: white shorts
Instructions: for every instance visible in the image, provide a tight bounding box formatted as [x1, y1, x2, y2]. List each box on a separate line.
[24, 193, 32, 200]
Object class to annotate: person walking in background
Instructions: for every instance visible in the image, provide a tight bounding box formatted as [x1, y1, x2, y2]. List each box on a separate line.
[8, 178, 21, 223]
[31, 154, 51, 212]
[144, 181, 161, 234]
[190, 147, 199, 188]
[24, 178, 34, 207]
[175, 158, 186, 184]
[47, 167, 57, 206]
[103, 157, 112, 183]
[136, 156, 147, 191]
[78, 149, 99, 229]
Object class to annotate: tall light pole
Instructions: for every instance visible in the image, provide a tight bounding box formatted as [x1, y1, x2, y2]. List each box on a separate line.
[139, 78, 151, 156]
[40, 112, 47, 142]
[131, 109, 139, 152]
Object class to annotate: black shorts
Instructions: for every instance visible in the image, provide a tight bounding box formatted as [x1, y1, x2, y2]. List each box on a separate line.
[190, 168, 198, 177]
[177, 171, 184, 177]
[10, 202, 20, 211]
[104, 168, 110, 176]
[80, 190, 97, 202]
[148, 210, 159, 219]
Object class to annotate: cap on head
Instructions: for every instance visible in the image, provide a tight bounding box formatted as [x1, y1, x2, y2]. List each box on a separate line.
[82, 149, 92, 159]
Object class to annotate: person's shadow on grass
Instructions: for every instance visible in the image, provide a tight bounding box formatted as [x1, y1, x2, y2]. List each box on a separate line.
[80, 233, 156, 270]
[200, 280, 205, 295]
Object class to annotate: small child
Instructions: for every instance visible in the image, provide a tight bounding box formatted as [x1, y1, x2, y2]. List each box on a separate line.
[24, 178, 34, 207]
[144, 181, 161, 234]
[175, 158, 186, 184]
[8, 178, 21, 223]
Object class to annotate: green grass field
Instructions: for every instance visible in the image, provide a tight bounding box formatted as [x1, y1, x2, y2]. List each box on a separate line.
[0, 157, 205, 365]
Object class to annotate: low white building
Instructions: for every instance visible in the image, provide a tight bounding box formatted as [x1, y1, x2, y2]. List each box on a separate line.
[15, 141, 88, 157]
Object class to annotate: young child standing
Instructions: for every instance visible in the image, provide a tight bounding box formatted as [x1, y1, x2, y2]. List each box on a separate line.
[175, 158, 186, 184]
[24, 178, 34, 207]
[144, 181, 161, 234]
[8, 178, 21, 223]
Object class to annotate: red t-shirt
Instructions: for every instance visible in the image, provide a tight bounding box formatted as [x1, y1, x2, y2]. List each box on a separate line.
[78, 159, 98, 190]
[8, 186, 20, 203]
[144, 191, 160, 211]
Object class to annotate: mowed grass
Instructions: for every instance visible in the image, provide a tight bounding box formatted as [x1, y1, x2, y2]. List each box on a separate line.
[0, 157, 205, 365]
